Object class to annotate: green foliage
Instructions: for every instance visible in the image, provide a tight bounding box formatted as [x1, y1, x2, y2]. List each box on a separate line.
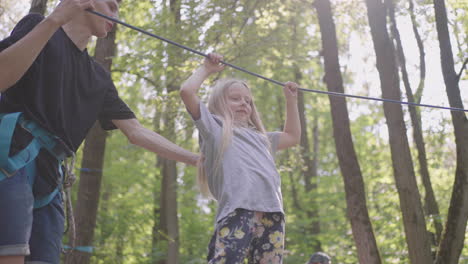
[45, 0, 466, 263]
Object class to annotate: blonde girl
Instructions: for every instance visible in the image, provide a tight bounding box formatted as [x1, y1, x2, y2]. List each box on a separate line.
[180, 53, 301, 264]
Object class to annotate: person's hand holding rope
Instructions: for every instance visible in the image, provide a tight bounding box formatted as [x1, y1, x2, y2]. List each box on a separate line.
[48, 0, 96, 27]
[203, 53, 225, 74]
[283, 81, 299, 103]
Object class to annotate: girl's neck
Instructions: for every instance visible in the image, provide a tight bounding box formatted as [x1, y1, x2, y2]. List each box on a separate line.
[234, 121, 257, 131]
[233, 120, 249, 128]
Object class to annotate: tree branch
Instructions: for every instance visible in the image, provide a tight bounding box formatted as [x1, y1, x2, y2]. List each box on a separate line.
[456, 58, 468, 83]
[112, 68, 160, 89]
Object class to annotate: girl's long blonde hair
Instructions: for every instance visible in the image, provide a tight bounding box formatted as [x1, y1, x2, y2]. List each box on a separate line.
[198, 78, 268, 198]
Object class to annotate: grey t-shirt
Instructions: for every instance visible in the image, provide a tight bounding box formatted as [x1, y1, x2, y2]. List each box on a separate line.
[194, 103, 283, 223]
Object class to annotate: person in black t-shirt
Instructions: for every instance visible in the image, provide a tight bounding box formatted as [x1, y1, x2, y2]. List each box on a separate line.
[0, 1, 198, 263]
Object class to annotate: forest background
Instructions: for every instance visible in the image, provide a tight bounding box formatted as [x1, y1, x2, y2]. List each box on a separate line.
[0, 0, 467, 263]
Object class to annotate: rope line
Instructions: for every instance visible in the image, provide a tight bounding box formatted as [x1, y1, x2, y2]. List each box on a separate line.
[87, 10, 468, 113]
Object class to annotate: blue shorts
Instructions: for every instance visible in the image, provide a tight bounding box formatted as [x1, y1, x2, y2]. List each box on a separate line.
[0, 166, 64, 264]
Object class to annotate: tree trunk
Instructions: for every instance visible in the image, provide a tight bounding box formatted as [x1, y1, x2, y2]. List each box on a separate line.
[288, 6, 322, 250]
[116, 234, 124, 264]
[64, 122, 107, 264]
[386, 0, 442, 244]
[154, 96, 180, 264]
[314, 0, 382, 263]
[151, 110, 163, 263]
[64, 25, 117, 264]
[98, 186, 113, 247]
[407, 0, 426, 103]
[297, 69, 321, 251]
[158, 157, 179, 264]
[153, 1, 181, 263]
[363, 0, 433, 263]
[29, 0, 48, 15]
[433, 1, 468, 263]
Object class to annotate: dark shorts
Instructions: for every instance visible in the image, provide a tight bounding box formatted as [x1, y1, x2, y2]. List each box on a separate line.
[0, 166, 64, 264]
[208, 208, 285, 264]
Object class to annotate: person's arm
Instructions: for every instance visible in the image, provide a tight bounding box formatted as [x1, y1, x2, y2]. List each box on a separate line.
[277, 82, 301, 150]
[112, 118, 199, 166]
[179, 53, 224, 119]
[0, 0, 95, 93]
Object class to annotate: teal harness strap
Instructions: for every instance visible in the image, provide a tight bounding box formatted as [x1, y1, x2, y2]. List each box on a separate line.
[0, 112, 70, 208]
[20, 117, 69, 161]
[24, 161, 36, 186]
[22, 160, 58, 208]
[63, 245, 94, 253]
[0, 112, 22, 170]
[32, 160, 63, 209]
[34, 186, 61, 208]
[2, 138, 44, 175]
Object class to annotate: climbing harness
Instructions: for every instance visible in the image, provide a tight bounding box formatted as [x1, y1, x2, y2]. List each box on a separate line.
[87, 9, 468, 113]
[0, 112, 74, 208]
[0, 112, 80, 253]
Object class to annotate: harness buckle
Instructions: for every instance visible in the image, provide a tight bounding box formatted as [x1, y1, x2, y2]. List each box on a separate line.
[0, 167, 16, 178]
[20, 121, 73, 160]
[49, 138, 74, 160]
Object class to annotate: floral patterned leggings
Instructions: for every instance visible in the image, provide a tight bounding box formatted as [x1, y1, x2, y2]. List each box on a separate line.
[207, 208, 285, 264]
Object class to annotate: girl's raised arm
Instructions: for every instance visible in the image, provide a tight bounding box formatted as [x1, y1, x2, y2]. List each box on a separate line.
[277, 81, 301, 150]
[180, 53, 224, 120]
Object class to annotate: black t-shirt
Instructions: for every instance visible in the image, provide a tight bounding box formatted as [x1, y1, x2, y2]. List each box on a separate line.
[0, 14, 135, 194]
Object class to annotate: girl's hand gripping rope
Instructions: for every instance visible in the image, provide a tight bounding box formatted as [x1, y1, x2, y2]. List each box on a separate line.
[276, 81, 301, 150]
[283, 81, 299, 102]
[203, 53, 225, 75]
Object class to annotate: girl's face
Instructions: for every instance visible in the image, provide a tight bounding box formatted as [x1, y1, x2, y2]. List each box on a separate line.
[226, 83, 253, 126]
